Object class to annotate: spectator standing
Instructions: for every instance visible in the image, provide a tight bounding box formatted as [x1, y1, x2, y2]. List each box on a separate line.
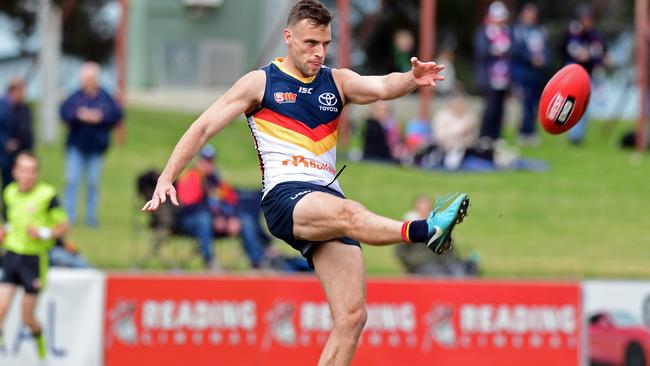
[0, 78, 33, 189]
[474, 1, 512, 142]
[511, 3, 549, 146]
[60, 62, 123, 227]
[390, 29, 416, 73]
[435, 41, 458, 97]
[0, 153, 69, 360]
[561, 5, 607, 145]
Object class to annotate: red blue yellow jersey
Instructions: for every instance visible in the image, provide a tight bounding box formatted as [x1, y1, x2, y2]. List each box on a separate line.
[246, 58, 344, 197]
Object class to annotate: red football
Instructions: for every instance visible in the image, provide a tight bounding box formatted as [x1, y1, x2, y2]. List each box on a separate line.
[538, 64, 591, 134]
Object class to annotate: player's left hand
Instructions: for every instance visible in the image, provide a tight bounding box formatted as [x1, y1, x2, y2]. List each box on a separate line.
[410, 57, 445, 87]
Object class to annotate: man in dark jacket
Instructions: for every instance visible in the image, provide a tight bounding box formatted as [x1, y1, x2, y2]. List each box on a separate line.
[561, 6, 607, 145]
[60, 62, 123, 227]
[0, 78, 33, 189]
[474, 1, 512, 142]
[511, 3, 549, 145]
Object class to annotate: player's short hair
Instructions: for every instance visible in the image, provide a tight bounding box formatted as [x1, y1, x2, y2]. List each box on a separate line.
[14, 151, 39, 168]
[287, 0, 332, 27]
[16, 151, 37, 160]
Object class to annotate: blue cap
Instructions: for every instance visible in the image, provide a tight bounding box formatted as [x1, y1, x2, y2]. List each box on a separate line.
[199, 145, 216, 160]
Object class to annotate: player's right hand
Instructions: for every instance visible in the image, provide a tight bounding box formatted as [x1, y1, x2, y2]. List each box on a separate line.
[141, 180, 179, 212]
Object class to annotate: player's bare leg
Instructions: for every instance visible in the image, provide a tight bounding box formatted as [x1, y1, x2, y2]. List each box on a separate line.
[293, 192, 402, 245]
[0, 283, 16, 348]
[293, 191, 469, 254]
[22, 294, 41, 334]
[312, 241, 367, 366]
[23, 294, 46, 359]
[0, 284, 17, 326]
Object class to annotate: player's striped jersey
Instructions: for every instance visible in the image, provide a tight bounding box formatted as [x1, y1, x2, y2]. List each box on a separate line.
[246, 58, 344, 197]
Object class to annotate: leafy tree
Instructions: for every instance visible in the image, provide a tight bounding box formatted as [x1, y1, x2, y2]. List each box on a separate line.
[0, 0, 37, 53]
[0, 0, 117, 63]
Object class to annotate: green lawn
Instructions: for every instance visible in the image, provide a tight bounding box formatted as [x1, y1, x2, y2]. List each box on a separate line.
[36, 107, 650, 278]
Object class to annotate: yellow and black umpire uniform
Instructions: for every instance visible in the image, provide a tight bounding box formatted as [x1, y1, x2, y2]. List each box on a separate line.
[1, 182, 67, 293]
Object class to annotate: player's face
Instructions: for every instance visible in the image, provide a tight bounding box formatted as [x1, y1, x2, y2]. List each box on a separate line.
[285, 20, 332, 77]
[12, 155, 39, 192]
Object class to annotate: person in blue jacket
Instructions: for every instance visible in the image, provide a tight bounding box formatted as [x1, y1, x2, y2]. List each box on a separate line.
[474, 1, 512, 142]
[0, 78, 33, 189]
[60, 62, 123, 227]
[561, 5, 607, 145]
[511, 3, 549, 146]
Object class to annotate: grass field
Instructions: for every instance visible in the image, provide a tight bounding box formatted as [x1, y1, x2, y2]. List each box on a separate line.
[35, 106, 650, 278]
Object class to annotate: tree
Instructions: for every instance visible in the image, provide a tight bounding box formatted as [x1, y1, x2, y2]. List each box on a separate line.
[0, 0, 37, 54]
[61, 0, 117, 63]
[0, 0, 117, 63]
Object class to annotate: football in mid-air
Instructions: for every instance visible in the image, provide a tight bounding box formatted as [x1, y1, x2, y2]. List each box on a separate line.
[538, 64, 591, 134]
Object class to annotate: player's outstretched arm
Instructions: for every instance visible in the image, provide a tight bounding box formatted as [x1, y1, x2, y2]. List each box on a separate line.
[142, 70, 265, 212]
[334, 57, 445, 105]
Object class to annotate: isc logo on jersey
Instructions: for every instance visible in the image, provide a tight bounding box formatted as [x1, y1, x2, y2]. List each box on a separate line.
[274, 92, 297, 104]
[318, 93, 338, 112]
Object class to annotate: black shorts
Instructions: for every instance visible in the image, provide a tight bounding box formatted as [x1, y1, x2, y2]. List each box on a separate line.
[261, 181, 361, 268]
[0, 251, 42, 294]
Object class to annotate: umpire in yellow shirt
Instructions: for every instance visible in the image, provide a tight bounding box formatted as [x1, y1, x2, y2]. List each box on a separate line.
[0, 152, 69, 360]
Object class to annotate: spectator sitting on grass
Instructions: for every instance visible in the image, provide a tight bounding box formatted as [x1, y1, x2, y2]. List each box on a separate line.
[430, 94, 519, 171]
[177, 145, 298, 271]
[362, 101, 403, 163]
[395, 194, 479, 277]
[49, 238, 91, 268]
[432, 93, 479, 170]
[175, 146, 226, 271]
[138, 163, 312, 272]
[403, 116, 431, 163]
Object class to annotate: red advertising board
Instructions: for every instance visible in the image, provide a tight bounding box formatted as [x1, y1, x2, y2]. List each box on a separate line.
[105, 275, 581, 366]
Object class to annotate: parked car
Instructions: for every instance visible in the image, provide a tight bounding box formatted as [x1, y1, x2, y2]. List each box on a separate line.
[589, 311, 650, 366]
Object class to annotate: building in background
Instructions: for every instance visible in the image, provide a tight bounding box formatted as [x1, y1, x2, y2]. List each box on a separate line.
[126, 0, 292, 90]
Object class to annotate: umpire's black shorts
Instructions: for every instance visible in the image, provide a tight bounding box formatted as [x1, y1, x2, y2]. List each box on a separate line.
[0, 251, 42, 294]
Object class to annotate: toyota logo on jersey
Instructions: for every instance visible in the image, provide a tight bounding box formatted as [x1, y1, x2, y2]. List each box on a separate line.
[318, 93, 337, 106]
[318, 93, 338, 112]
